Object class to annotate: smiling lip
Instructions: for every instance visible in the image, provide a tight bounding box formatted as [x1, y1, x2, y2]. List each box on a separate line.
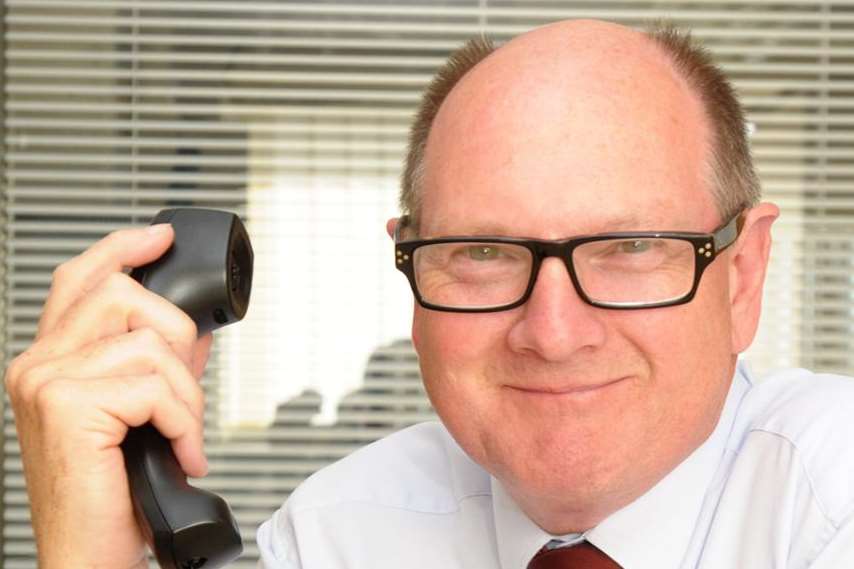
[507, 376, 629, 396]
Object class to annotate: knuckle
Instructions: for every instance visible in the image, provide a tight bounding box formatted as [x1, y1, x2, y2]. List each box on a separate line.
[76, 272, 137, 323]
[149, 373, 172, 399]
[50, 260, 73, 286]
[8, 361, 45, 406]
[133, 329, 186, 371]
[127, 373, 169, 407]
[164, 317, 199, 363]
[161, 383, 184, 415]
[102, 270, 135, 294]
[178, 314, 199, 342]
[4, 355, 26, 391]
[190, 385, 205, 413]
[33, 378, 70, 415]
[134, 326, 167, 349]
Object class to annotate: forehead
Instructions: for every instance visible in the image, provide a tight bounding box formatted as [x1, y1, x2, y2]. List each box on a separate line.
[419, 24, 718, 238]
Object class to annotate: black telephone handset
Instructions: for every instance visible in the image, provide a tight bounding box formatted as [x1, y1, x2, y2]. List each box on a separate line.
[121, 208, 253, 569]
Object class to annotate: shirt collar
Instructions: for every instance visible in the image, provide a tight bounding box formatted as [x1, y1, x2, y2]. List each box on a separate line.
[492, 476, 570, 569]
[492, 362, 752, 569]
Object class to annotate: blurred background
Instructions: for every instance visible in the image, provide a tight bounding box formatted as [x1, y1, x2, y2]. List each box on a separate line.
[1, 1, 852, 567]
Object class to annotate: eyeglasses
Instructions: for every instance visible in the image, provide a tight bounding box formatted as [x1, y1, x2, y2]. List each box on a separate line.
[394, 213, 742, 312]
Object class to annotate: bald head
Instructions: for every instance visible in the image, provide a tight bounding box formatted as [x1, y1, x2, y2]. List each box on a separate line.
[450, 20, 688, 101]
[400, 20, 759, 232]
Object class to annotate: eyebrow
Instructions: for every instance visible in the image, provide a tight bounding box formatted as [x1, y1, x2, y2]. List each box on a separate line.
[425, 214, 651, 238]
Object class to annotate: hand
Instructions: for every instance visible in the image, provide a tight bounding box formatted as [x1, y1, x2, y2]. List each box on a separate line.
[4, 224, 213, 569]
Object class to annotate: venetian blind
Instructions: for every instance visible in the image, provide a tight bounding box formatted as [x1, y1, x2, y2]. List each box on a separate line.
[2, 1, 853, 568]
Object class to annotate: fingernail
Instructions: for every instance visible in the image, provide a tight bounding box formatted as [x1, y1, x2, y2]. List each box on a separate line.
[146, 223, 172, 235]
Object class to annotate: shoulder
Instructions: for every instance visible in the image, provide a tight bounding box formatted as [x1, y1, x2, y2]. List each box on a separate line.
[736, 366, 854, 522]
[285, 421, 490, 516]
[257, 422, 496, 567]
[741, 367, 854, 440]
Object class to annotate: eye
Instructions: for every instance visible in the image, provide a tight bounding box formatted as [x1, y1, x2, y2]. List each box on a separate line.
[467, 245, 501, 261]
[618, 240, 653, 254]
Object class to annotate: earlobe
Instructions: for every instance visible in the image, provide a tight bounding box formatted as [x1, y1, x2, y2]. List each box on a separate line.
[728, 202, 780, 353]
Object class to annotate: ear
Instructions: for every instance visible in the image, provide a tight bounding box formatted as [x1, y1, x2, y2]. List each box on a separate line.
[386, 217, 399, 239]
[727, 202, 780, 353]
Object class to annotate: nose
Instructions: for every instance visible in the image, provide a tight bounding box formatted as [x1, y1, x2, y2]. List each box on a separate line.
[506, 257, 607, 361]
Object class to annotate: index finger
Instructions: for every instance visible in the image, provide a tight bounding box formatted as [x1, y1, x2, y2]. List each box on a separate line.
[35, 272, 199, 367]
[38, 223, 174, 339]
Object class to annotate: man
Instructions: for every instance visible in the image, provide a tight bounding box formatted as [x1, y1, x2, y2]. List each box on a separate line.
[5, 18, 854, 569]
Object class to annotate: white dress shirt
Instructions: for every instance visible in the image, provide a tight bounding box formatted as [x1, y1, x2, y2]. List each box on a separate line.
[256, 361, 854, 568]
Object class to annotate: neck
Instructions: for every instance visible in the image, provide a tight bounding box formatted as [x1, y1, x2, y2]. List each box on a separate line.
[503, 479, 638, 535]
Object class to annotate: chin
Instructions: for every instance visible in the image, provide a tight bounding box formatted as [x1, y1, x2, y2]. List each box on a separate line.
[493, 445, 626, 532]
[469, 411, 607, 484]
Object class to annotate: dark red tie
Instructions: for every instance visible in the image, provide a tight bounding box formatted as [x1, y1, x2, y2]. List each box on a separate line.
[528, 542, 622, 569]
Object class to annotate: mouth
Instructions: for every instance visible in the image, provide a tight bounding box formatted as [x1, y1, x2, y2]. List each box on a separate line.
[506, 376, 630, 397]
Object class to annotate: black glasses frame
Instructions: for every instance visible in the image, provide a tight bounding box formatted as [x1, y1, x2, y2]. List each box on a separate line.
[394, 213, 742, 312]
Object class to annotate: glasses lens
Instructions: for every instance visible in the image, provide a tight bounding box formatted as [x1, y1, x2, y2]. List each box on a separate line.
[413, 242, 533, 309]
[573, 238, 696, 306]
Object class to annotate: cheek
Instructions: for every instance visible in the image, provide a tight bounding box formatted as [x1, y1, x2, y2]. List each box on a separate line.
[636, 258, 732, 355]
[413, 307, 512, 376]
[629, 265, 735, 426]
[412, 308, 513, 443]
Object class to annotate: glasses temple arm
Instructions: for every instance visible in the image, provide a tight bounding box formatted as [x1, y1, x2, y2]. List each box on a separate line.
[394, 215, 411, 242]
[712, 214, 741, 251]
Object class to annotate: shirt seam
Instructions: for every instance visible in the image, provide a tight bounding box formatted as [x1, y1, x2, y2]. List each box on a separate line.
[748, 427, 851, 530]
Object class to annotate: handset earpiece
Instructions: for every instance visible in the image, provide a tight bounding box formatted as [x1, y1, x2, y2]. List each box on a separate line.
[121, 208, 253, 569]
